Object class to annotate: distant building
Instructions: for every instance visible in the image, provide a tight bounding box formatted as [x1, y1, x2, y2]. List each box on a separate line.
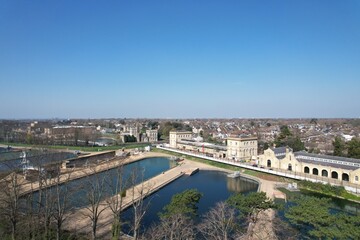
[259, 147, 360, 185]
[129, 126, 139, 140]
[121, 125, 140, 142]
[49, 126, 94, 136]
[169, 131, 192, 148]
[226, 136, 258, 161]
[145, 129, 158, 142]
[168, 131, 258, 161]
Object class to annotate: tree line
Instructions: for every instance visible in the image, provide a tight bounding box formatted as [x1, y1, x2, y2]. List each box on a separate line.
[0, 158, 279, 240]
[333, 136, 360, 159]
[2, 155, 360, 240]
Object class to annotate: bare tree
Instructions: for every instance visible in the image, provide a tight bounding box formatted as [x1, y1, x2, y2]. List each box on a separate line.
[41, 176, 54, 240]
[129, 167, 153, 240]
[52, 169, 73, 240]
[104, 164, 128, 240]
[21, 180, 41, 240]
[82, 167, 108, 240]
[198, 202, 238, 240]
[30, 154, 55, 240]
[144, 213, 196, 240]
[0, 172, 21, 240]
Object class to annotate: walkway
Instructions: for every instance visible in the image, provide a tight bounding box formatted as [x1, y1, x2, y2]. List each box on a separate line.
[158, 146, 360, 194]
[63, 160, 197, 238]
[158, 147, 287, 240]
[17, 152, 172, 196]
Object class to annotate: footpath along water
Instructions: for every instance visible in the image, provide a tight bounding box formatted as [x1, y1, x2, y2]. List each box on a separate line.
[29, 157, 177, 208]
[120, 170, 259, 235]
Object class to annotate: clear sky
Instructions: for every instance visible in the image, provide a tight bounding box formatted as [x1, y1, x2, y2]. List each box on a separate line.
[1, 0, 359, 119]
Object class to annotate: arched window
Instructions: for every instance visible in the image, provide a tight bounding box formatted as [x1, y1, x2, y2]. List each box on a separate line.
[267, 160, 271, 168]
[331, 171, 338, 179]
[304, 166, 310, 174]
[313, 168, 319, 175]
[342, 173, 349, 182]
[321, 170, 328, 177]
[288, 164, 292, 171]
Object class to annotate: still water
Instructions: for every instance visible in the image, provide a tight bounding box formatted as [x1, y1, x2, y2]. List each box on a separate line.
[0, 150, 77, 173]
[29, 157, 176, 208]
[120, 170, 259, 235]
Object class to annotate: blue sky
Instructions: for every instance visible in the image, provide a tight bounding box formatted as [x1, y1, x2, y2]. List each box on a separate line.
[1, 0, 359, 119]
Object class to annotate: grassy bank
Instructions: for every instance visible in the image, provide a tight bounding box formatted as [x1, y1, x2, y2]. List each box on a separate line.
[0, 142, 149, 152]
[298, 180, 360, 202]
[152, 148, 283, 182]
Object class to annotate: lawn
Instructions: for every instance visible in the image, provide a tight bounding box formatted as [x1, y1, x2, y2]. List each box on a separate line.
[152, 148, 284, 181]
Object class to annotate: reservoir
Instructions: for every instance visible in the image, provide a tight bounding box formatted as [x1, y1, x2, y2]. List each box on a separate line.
[27, 156, 259, 236]
[0, 150, 77, 173]
[29, 156, 177, 208]
[120, 170, 259, 235]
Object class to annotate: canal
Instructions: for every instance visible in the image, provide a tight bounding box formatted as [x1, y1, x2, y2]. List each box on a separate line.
[120, 170, 259, 235]
[29, 156, 177, 208]
[0, 150, 77, 173]
[27, 156, 259, 236]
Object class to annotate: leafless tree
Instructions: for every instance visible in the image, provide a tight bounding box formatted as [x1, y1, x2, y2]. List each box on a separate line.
[143, 213, 196, 240]
[240, 209, 278, 240]
[41, 177, 54, 239]
[29, 154, 56, 240]
[198, 202, 238, 240]
[104, 164, 128, 240]
[52, 169, 73, 240]
[0, 172, 21, 240]
[82, 167, 108, 240]
[129, 167, 153, 240]
[19, 179, 42, 240]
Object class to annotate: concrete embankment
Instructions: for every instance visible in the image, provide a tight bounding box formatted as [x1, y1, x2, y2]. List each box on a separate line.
[64, 161, 198, 238]
[18, 152, 173, 196]
[61, 152, 281, 239]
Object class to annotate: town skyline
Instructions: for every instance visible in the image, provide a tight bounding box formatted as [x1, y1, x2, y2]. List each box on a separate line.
[1, 1, 360, 119]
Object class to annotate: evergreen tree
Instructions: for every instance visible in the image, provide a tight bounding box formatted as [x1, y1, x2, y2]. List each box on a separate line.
[333, 136, 346, 157]
[347, 138, 360, 159]
[160, 189, 202, 219]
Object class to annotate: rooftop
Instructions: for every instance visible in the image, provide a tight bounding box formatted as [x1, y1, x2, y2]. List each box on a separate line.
[294, 151, 360, 170]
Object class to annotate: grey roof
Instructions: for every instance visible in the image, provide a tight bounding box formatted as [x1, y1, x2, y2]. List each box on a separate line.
[270, 147, 292, 159]
[294, 151, 360, 164]
[298, 158, 358, 170]
[178, 140, 227, 151]
[294, 151, 360, 171]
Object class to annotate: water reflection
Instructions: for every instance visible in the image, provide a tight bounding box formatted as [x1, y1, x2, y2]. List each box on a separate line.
[0, 151, 77, 173]
[120, 170, 259, 235]
[227, 176, 258, 192]
[27, 157, 175, 209]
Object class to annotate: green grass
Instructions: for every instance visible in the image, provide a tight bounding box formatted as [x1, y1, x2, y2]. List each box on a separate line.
[152, 148, 241, 171]
[152, 148, 284, 181]
[279, 180, 360, 202]
[1, 142, 150, 152]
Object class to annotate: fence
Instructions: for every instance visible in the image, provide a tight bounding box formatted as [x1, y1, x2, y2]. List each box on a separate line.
[158, 146, 360, 194]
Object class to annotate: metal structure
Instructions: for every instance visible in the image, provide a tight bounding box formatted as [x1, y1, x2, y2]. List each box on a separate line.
[20, 151, 29, 177]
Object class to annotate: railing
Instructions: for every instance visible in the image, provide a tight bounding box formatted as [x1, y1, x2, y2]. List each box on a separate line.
[158, 146, 360, 194]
